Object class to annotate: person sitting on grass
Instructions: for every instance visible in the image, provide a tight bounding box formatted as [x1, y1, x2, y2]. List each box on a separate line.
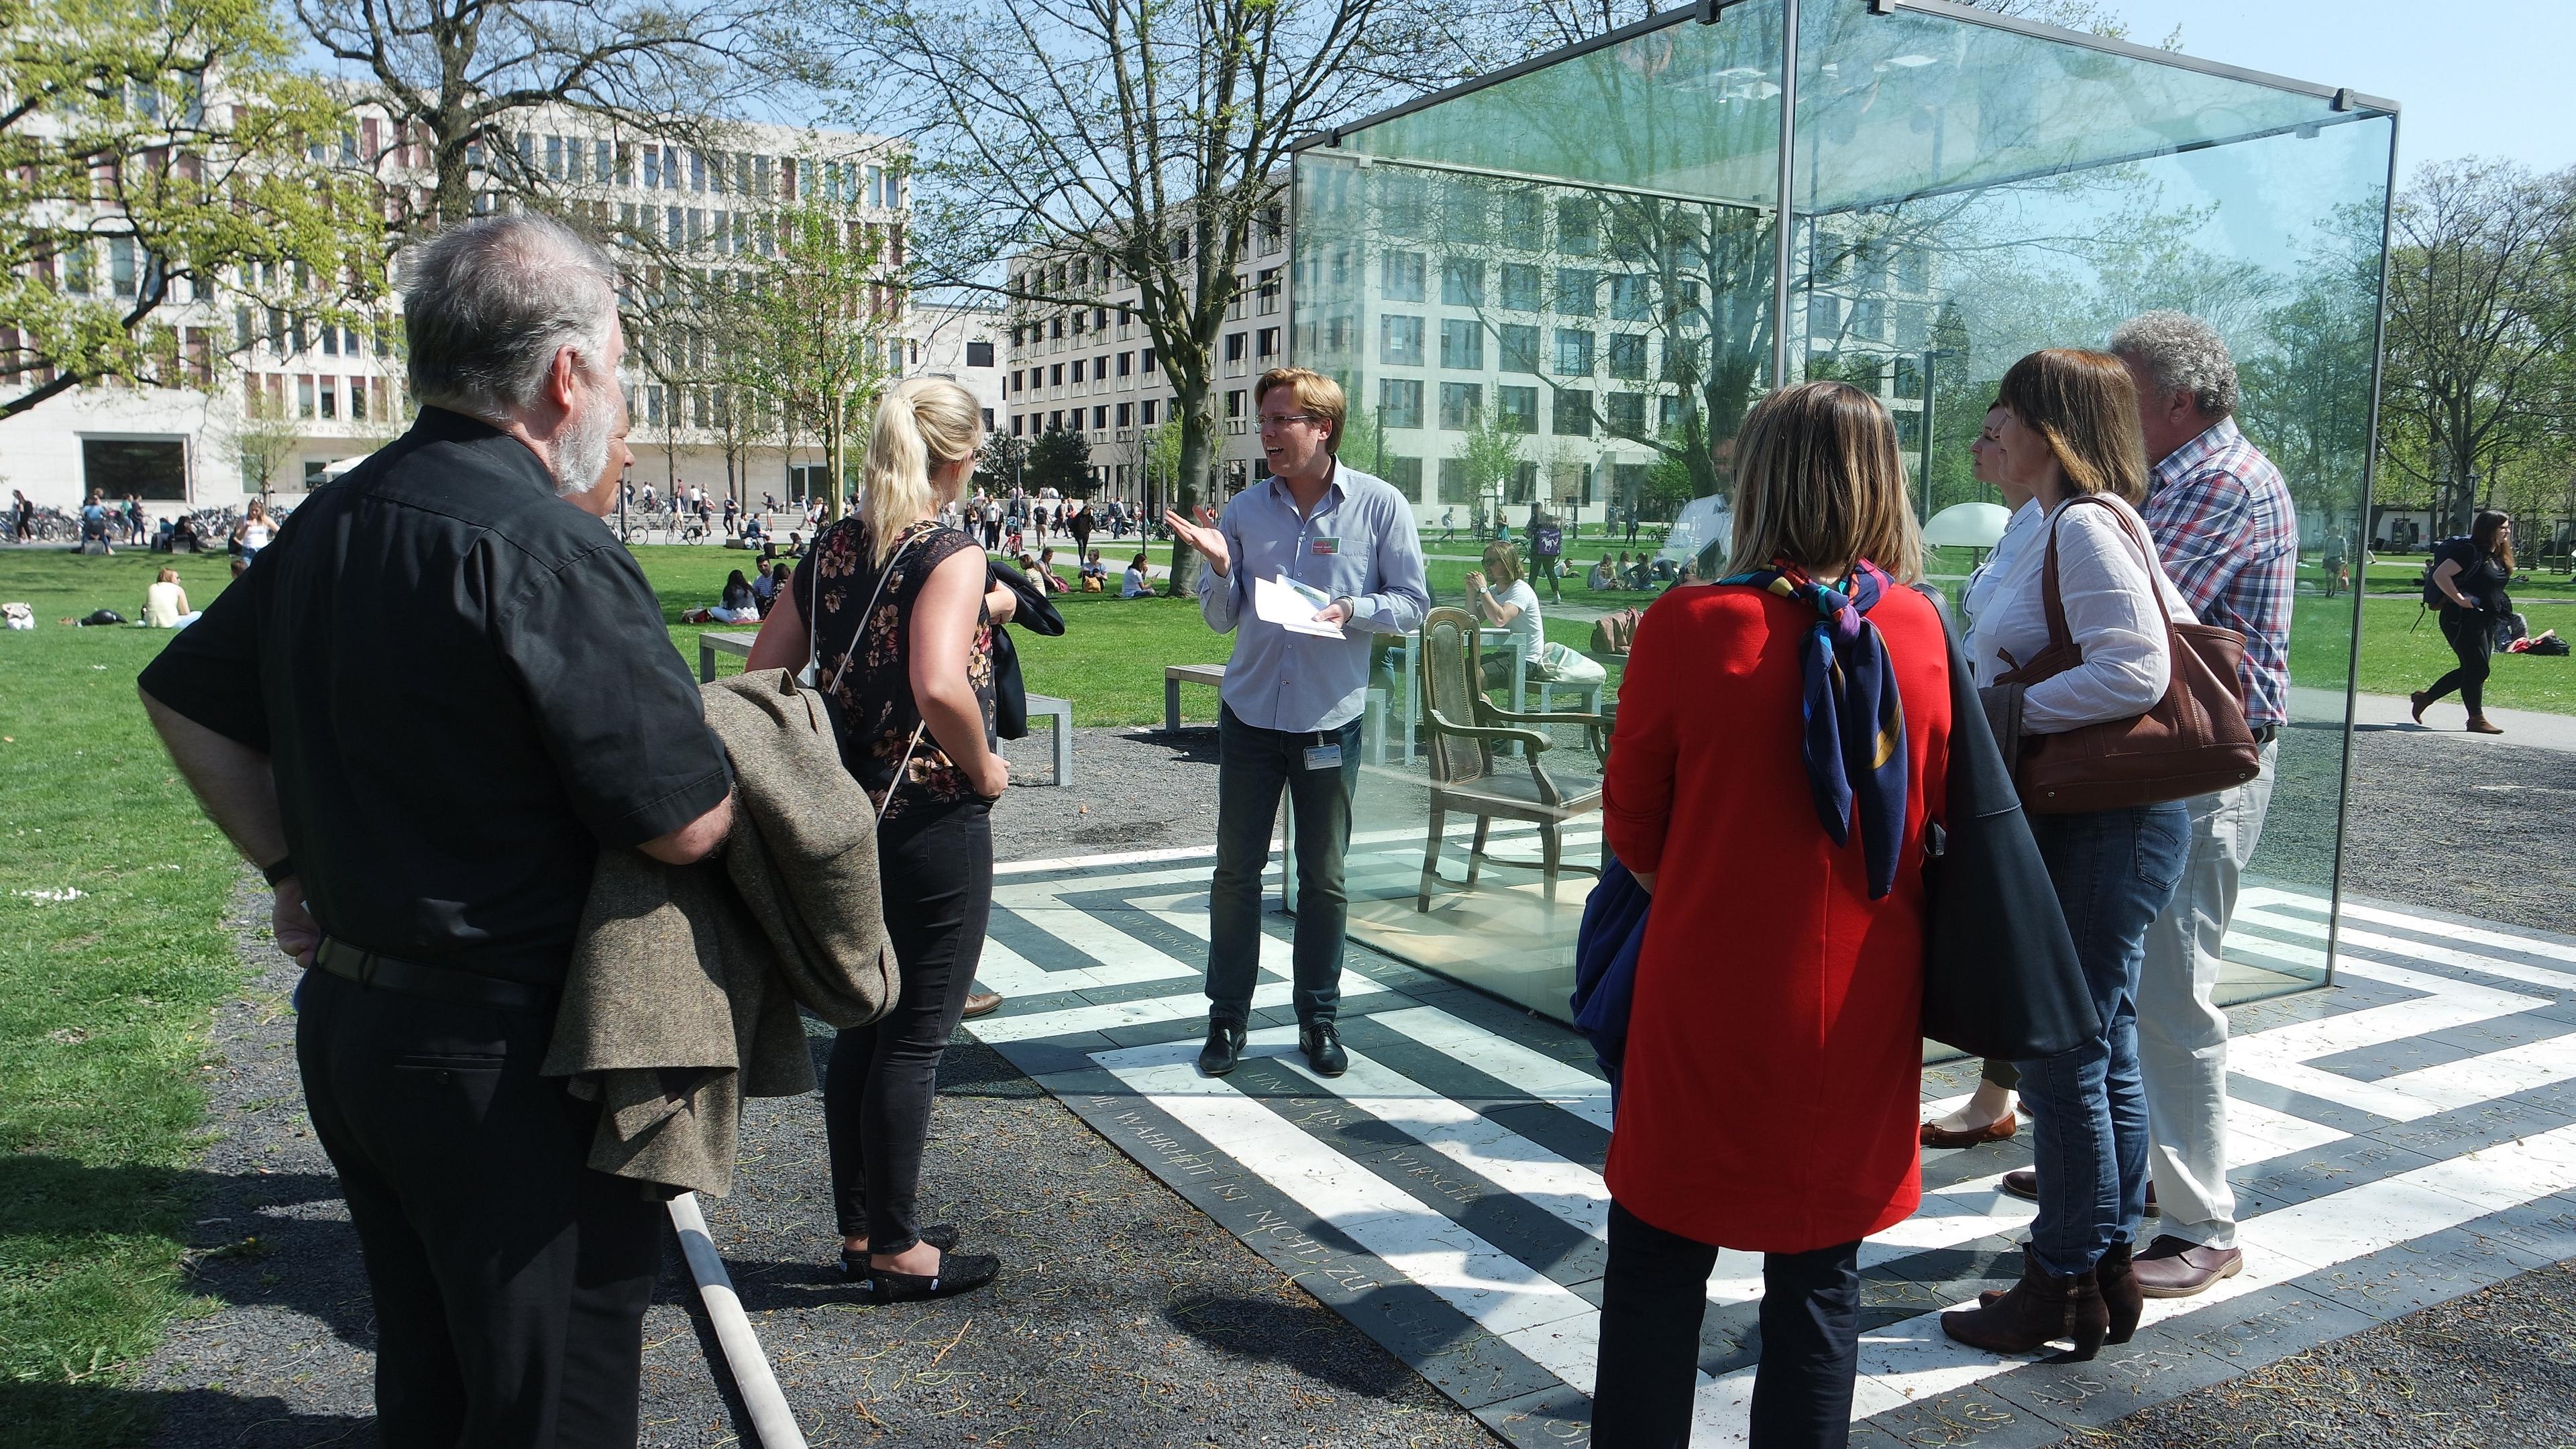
[143, 568, 200, 628]
[1081, 549, 1109, 592]
[1587, 556, 1616, 590]
[682, 568, 763, 623]
[1122, 551, 1152, 598]
[763, 561, 796, 614]
[1035, 546, 1073, 594]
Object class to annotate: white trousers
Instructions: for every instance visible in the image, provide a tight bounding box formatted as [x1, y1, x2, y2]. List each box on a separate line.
[2137, 737, 2277, 1250]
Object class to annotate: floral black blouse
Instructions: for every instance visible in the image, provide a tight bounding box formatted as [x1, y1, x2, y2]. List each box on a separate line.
[791, 517, 995, 822]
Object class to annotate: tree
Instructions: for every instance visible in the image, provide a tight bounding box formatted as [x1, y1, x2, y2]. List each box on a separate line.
[294, 0, 801, 237]
[230, 384, 303, 497]
[820, 0, 1482, 592]
[1024, 425, 1092, 498]
[1453, 400, 1525, 515]
[976, 431, 1028, 496]
[743, 191, 898, 519]
[1, 0, 381, 418]
[2379, 160, 2576, 537]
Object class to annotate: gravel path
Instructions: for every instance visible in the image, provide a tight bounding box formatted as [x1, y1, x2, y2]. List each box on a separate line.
[136, 721, 2575, 1448]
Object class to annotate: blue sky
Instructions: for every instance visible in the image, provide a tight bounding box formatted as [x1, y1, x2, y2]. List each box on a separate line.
[2102, 0, 2569, 176]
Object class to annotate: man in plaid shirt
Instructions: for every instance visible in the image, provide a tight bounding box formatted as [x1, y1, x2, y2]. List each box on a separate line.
[2112, 311, 2296, 1299]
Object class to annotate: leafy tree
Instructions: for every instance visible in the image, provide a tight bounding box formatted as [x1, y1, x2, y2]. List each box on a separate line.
[741, 193, 897, 519]
[1453, 400, 1525, 510]
[1, 0, 380, 418]
[1024, 425, 1092, 498]
[976, 431, 1028, 495]
[230, 383, 303, 498]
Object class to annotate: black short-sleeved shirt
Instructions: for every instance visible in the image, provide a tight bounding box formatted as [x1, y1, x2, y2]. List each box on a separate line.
[140, 407, 732, 985]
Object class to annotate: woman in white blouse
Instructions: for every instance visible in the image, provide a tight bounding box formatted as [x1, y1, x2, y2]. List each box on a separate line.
[1941, 349, 2194, 1364]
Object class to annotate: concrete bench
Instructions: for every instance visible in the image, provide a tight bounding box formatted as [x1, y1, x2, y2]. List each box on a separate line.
[1026, 693, 1073, 786]
[699, 629, 759, 683]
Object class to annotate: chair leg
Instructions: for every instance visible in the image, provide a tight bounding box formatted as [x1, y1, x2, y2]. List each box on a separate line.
[1541, 820, 1562, 904]
[1465, 816, 1491, 888]
[1418, 805, 1446, 912]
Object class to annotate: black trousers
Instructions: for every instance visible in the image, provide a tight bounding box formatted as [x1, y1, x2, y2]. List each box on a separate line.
[1593, 1201, 1862, 1449]
[296, 968, 663, 1449]
[826, 798, 994, 1250]
[2426, 606, 2493, 716]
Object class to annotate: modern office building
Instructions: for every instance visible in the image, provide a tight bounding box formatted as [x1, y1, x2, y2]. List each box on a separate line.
[0, 103, 938, 515]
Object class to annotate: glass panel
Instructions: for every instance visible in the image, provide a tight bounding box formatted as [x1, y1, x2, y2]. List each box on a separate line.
[1293, 0, 2392, 1022]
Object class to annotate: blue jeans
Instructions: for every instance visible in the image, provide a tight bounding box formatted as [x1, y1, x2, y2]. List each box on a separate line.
[2014, 800, 2190, 1277]
[1207, 704, 1363, 1028]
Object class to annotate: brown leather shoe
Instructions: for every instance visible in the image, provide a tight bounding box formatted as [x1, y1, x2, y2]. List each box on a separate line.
[1995, 1169, 2160, 1217]
[2131, 1234, 2242, 1298]
[1922, 1110, 2017, 1149]
[1941, 1247, 2108, 1362]
[2410, 690, 2432, 724]
[961, 989, 1004, 1020]
[2467, 716, 2505, 735]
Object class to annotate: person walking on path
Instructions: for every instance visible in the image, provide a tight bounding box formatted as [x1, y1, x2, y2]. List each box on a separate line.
[11, 488, 33, 542]
[1942, 349, 2196, 1362]
[1529, 511, 1565, 602]
[1068, 495, 1094, 559]
[2008, 311, 2293, 1301]
[139, 213, 737, 1448]
[2412, 511, 2515, 736]
[747, 377, 1014, 1303]
[1591, 380, 1952, 1448]
[1163, 367, 1428, 1081]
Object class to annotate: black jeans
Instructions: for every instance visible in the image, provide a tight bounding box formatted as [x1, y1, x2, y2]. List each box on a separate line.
[826, 798, 994, 1250]
[296, 968, 663, 1449]
[1208, 703, 1362, 1028]
[1593, 1201, 1862, 1449]
[2426, 606, 2493, 716]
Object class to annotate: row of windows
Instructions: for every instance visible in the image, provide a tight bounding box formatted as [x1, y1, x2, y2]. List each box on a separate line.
[1371, 378, 1683, 441]
[1008, 266, 1283, 346]
[246, 370, 388, 423]
[1011, 397, 1166, 435]
[1010, 350, 1160, 394]
[1357, 317, 1701, 380]
[1366, 254, 1684, 321]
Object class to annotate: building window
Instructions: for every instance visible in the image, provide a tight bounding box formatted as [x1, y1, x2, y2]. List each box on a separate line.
[1142, 398, 1158, 424]
[1050, 364, 1063, 386]
[1499, 263, 1541, 313]
[1606, 392, 1648, 438]
[319, 379, 337, 419]
[297, 375, 315, 419]
[1142, 348, 1157, 373]
[1225, 331, 1246, 363]
[1013, 415, 1025, 436]
[1557, 197, 1598, 255]
[1257, 327, 1281, 359]
[1609, 273, 1654, 322]
[1552, 388, 1593, 435]
[1093, 405, 1108, 428]
[1116, 401, 1133, 426]
[1118, 352, 1134, 377]
[1554, 329, 1594, 376]
[350, 377, 368, 421]
[1438, 457, 1474, 504]
[1257, 267, 1281, 314]
[1380, 315, 1425, 368]
[643, 147, 660, 189]
[1497, 384, 1539, 434]
[967, 340, 994, 367]
[1441, 258, 1484, 308]
[1381, 456, 1422, 500]
[1607, 333, 1648, 380]
[1438, 382, 1481, 431]
[1381, 250, 1426, 303]
[1851, 297, 1885, 340]
[1439, 319, 1483, 371]
[1379, 378, 1423, 430]
[1073, 358, 1086, 383]
[1500, 324, 1540, 374]
[1501, 189, 1544, 250]
[1556, 268, 1596, 316]
[1225, 390, 1245, 419]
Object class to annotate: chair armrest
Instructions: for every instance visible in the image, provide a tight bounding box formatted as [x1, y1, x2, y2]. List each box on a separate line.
[1484, 705, 1611, 729]
[1424, 708, 1551, 753]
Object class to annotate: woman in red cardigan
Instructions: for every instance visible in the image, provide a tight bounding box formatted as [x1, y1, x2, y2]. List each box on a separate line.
[1592, 381, 1953, 1449]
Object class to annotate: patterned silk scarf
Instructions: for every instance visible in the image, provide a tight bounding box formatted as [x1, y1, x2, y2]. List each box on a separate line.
[1716, 558, 1911, 899]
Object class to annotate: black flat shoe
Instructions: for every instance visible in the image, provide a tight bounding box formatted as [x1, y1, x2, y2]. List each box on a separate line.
[838, 1224, 958, 1279]
[1199, 1022, 1246, 1077]
[862, 1248, 1001, 1303]
[1301, 1020, 1348, 1077]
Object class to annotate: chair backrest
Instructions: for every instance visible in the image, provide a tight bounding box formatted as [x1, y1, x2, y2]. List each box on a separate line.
[1417, 606, 1491, 786]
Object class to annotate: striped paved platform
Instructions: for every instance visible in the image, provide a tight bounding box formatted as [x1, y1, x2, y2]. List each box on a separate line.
[966, 849, 2576, 1448]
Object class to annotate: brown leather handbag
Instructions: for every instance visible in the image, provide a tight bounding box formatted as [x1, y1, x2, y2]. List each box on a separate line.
[1994, 495, 2261, 814]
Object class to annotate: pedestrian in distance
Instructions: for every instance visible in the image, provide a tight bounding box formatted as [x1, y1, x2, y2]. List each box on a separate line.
[139, 212, 737, 1448]
[1590, 380, 1953, 1449]
[745, 376, 1014, 1303]
[1163, 367, 1429, 1081]
[2412, 511, 2515, 736]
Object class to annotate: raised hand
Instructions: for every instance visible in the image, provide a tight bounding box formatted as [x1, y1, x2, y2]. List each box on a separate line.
[1163, 507, 1230, 577]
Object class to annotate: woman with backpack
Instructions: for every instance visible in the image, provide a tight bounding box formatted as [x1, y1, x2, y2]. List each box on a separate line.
[2412, 511, 2514, 735]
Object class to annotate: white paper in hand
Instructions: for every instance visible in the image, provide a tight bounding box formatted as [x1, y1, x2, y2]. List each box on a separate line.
[1254, 572, 1344, 639]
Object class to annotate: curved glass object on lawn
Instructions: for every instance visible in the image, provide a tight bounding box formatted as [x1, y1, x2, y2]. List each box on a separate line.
[1293, 0, 2395, 1024]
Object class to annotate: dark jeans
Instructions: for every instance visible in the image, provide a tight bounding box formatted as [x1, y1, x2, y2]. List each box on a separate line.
[2426, 606, 2493, 716]
[1593, 1201, 1862, 1449]
[1537, 557, 1562, 601]
[296, 968, 663, 1449]
[826, 798, 994, 1250]
[2014, 801, 2190, 1277]
[1208, 702, 1362, 1028]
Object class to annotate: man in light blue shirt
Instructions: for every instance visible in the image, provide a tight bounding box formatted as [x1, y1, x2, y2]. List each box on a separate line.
[1165, 367, 1428, 1078]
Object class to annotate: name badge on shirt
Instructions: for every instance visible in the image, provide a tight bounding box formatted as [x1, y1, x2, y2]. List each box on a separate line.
[1311, 536, 1339, 555]
[1304, 743, 1343, 771]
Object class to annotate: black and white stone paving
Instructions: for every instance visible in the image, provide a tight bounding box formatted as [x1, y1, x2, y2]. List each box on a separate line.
[963, 851, 2576, 1448]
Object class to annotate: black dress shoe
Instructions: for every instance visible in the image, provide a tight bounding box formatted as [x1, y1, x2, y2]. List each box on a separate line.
[1301, 1020, 1348, 1077]
[1198, 1022, 1246, 1077]
[838, 1224, 959, 1279]
[861, 1247, 1002, 1303]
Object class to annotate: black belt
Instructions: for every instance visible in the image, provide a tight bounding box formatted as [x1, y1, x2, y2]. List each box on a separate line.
[313, 937, 556, 1013]
[2253, 724, 2279, 745]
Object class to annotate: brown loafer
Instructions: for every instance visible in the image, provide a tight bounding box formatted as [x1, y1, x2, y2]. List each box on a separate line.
[2466, 717, 2505, 735]
[1996, 1169, 2159, 1217]
[2131, 1234, 2241, 1298]
[2410, 690, 2432, 724]
[1922, 1110, 2017, 1149]
[961, 989, 1004, 1020]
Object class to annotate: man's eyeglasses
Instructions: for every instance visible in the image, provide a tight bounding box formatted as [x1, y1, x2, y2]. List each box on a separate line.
[1256, 413, 1325, 432]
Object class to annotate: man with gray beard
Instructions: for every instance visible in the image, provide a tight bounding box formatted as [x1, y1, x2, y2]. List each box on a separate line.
[139, 213, 734, 1447]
